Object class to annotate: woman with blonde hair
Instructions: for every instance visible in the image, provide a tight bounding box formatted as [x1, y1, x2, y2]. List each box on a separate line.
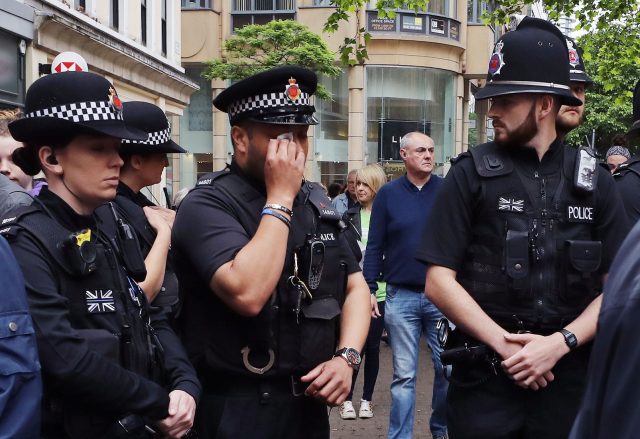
[339, 163, 388, 420]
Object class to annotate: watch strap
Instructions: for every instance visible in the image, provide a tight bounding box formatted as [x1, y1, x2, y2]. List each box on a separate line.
[559, 329, 578, 350]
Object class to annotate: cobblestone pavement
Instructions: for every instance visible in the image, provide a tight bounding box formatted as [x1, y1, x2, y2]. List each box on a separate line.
[330, 338, 437, 439]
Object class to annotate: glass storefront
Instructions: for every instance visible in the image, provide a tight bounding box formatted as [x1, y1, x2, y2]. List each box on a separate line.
[312, 71, 349, 187]
[179, 66, 214, 188]
[366, 66, 456, 174]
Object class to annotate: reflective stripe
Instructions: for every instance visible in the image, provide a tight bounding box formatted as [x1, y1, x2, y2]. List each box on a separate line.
[487, 80, 571, 90]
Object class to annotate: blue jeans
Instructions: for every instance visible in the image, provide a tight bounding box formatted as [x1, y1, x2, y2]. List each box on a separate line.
[385, 284, 448, 438]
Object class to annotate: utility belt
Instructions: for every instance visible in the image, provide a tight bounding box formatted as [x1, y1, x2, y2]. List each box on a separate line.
[201, 372, 310, 401]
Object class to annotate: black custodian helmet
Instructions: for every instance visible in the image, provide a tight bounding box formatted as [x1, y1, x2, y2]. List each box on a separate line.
[475, 17, 582, 107]
[564, 36, 593, 86]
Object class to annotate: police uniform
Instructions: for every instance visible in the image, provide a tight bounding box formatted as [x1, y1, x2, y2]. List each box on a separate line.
[415, 18, 629, 439]
[97, 101, 186, 317]
[1, 71, 200, 439]
[173, 67, 361, 438]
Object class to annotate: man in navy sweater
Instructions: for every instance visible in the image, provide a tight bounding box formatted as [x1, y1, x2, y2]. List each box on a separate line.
[363, 131, 447, 439]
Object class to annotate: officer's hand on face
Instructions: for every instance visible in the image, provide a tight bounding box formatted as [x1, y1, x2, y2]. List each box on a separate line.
[148, 206, 176, 228]
[156, 389, 196, 439]
[264, 137, 306, 207]
[143, 206, 172, 235]
[301, 356, 353, 406]
[501, 332, 567, 390]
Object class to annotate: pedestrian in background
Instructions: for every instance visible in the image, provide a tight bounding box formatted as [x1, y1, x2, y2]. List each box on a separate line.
[332, 169, 358, 215]
[340, 163, 388, 420]
[364, 131, 448, 439]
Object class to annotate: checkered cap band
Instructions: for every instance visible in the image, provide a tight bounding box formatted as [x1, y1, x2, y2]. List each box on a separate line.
[23, 101, 123, 122]
[228, 91, 312, 119]
[121, 127, 171, 145]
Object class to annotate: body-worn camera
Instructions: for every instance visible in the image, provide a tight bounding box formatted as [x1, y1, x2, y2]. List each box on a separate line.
[59, 229, 97, 276]
[304, 236, 325, 290]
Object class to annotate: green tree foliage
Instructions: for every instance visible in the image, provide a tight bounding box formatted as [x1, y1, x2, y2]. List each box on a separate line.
[204, 20, 341, 100]
[565, 24, 639, 154]
[324, 0, 640, 92]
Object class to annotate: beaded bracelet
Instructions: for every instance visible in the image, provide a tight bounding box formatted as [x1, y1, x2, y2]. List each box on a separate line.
[263, 203, 294, 217]
[261, 208, 291, 228]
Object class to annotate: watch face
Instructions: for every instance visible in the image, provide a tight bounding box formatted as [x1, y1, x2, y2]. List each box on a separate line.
[345, 348, 361, 365]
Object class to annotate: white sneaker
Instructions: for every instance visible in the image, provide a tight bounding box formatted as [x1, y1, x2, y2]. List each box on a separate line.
[339, 400, 356, 420]
[358, 399, 374, 419]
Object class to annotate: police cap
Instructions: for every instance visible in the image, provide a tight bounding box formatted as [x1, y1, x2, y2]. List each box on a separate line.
[9, 71, 146, 142]
[213, 66, 318, 126]
[564, 36, 593, 86]
[475, 17, 582, 106]
[120, 101, 186, 154]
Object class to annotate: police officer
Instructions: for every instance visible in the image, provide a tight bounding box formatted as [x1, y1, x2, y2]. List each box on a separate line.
[611, 80, 640, 224]
[556, 36, 593, 140]
[1, 71, 200, 438]
[97, 101, 185, 316]
[172, 66, 370, 438]
[415, 18, 629, 438]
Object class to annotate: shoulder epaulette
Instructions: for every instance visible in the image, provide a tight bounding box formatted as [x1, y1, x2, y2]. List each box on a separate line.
[468, 142, 514, 177]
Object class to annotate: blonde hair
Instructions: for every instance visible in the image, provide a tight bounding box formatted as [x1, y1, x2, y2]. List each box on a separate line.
[0, 108, 21, 137]
[356, 164, 387, 195]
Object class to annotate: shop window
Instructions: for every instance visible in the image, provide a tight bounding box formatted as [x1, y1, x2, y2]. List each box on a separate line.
[366, 66, 456, 173]
[141, 0, 147, 46]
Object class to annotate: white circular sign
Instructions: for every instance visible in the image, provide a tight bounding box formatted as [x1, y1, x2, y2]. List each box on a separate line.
[51, 52, 88, 74]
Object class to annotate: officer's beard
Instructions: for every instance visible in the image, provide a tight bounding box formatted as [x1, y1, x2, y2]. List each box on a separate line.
[556, 111, 583, 138]
[494, 103, 538, 149]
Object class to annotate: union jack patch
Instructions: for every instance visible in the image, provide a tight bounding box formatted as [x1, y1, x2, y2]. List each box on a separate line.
[85, 290, 116, 314]
[498, 197, 524, 213]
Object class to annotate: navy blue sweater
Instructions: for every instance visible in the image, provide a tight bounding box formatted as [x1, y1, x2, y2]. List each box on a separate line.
[363, 174, 442, 293]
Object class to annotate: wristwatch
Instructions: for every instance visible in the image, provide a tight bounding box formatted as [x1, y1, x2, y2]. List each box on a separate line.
[334, 347, 362, 371]
[559, 329, 578, 350]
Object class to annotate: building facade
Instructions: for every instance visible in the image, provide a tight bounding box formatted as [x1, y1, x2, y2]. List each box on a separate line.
[1, 0, 197, 204]
[181, 0, 497, 187]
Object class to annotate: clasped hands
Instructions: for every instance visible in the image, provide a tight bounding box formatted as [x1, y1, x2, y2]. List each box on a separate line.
[497, 331, 570, 391]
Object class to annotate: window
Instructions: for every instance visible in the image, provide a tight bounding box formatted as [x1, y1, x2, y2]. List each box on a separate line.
[231, 0, 296, 30]
[141, 0, 147, 46]
[181, 0, 212, 9]
[161, 0, 167, 56]
[468, 0, 494, 24]
[366, 66, 456, 169]
[74, 0, 86, 11]
[110, 0, 119, 30]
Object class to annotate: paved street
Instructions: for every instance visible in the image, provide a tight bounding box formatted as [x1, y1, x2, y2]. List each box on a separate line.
[329, 338, 437, 438]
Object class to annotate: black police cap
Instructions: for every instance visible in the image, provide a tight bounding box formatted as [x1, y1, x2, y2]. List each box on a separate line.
[9, 71, 146, 142]
[475, 17, 582, 107]
[120, 101, 186, 154]
[564, 36, 593, 86]
[213, 66, 318, 126]
[628, 80, 640, 139]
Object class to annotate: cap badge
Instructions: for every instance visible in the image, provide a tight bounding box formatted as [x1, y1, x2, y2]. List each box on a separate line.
[566, 40, 580, 67]
[285, 77, 301, 102]
[108, 87, 122, 115]
[488, 40, 506, 77]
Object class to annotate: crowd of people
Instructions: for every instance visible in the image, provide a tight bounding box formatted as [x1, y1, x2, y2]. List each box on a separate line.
[1, 14, 640, 439]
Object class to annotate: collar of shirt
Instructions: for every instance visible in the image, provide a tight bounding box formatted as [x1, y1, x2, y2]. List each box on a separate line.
[37, 186, 96, 231]
[508, 137, 564, 176]
[117, 181, 155, 208]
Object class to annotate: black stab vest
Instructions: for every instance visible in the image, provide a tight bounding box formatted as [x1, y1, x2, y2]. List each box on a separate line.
[0, 205, 158, 379]
[458, 143, 602, 331]
[185, 169, 349, 376]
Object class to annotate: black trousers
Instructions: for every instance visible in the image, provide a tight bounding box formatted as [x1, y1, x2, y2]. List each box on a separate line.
[447, 347, 589, 439]
[195, 376, 330, 439]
